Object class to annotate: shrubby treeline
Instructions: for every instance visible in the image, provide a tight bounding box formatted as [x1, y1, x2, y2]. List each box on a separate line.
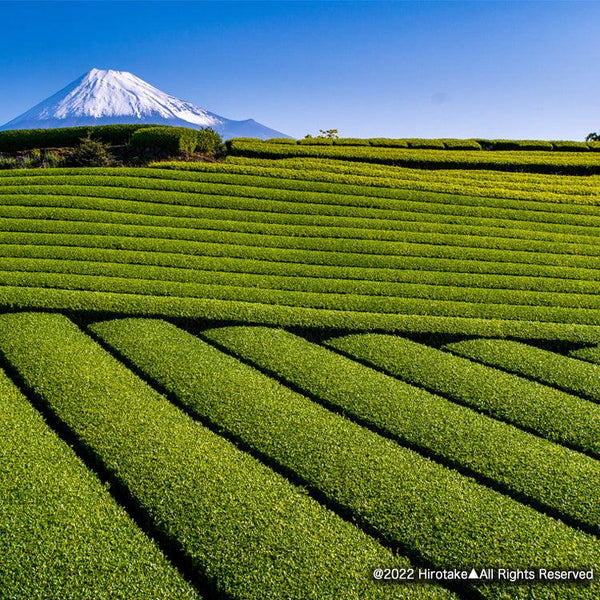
[0, 124, 223, 168]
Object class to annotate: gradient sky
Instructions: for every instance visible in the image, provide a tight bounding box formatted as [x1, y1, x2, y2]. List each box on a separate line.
[0, 1, 598, 140]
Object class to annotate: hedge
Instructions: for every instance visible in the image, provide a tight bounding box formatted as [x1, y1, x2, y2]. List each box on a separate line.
[481, 140, 555, 151]
[325, 334, 600, 458]
[4, 191, 600, 258]
[297, 137, 334, 145]
[0, 288, 599, 342]
[332, 138, 371, 146]
[406, 139, 446, 149]
[0, 312, 415, 600]
[444, 338, 600, 404]
[0, 124, 157, 152]
[5, 251, 600, 312]
[227, 140, 600, 174]
[368, 138, 409, 148]
[571, 344, 600, 364]
[4, 226, 600, 292]
[551, 141, 591, 152]
[5, 215, 600, 279]
[198, 325, 600, 533]
[4, 227, 600, 290]
[159, 158, 600, 206]
[251, 137, 592, 153]
[442, 139, 482, 150]
[264, 137, 297, 144]
[3, 168, 600, 219]
[0, 366, 198, 600]
[89, 317, 600, 600]
[129, 126, 198, 156]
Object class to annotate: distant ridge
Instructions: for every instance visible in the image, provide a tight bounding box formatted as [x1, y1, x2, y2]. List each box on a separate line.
[0, 68, 290, 140]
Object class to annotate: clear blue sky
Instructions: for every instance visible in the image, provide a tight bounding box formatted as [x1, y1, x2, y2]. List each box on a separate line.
[0, 1, 598, 140]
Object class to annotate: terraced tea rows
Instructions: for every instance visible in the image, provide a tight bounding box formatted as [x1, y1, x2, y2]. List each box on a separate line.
[1, 164, 600, 340]
[227, 139, 600, 174]
[1, 312, 598, 599]
[2, 142, 600, 598]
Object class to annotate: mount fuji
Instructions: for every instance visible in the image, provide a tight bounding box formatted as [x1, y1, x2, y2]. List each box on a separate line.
[0, 68, 290, 140]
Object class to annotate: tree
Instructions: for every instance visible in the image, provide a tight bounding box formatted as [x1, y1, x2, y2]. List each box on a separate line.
[66, 134, 114, 167]
[303, 129, 339, 139]
[319, 128, 339, 139]
[585, 132, 599, 142]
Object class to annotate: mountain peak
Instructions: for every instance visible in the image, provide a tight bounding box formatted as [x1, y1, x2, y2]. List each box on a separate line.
[0, 69, 290, 139]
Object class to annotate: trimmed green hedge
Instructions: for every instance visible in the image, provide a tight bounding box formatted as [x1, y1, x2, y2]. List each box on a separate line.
[159, 158, 600, 206]
[297, 137, 334, 145]
[333, 138, 371, 146]
[0, 124, 156, 152]
[483, 140, 554, 151]
[229, 137, 596, 154]
[129, 126, 198, 156]
[442, 139, 482, 150]
[551, 141, 591, 152]
[3, 167, 600, 217]
[264, 137, 296, 144]
[571, 344, 600, 364]
[0, 366, 198, 600]
[406, 139, 446, 149]
[89, 318, 600, 600]
[325, 334, 600, 458]
[198, 325, 600, 533]
[444, 338, 600, 404]
[368, 138, 409, 148]
[0, 312, 416, 600]
[227, 140, 600, 174]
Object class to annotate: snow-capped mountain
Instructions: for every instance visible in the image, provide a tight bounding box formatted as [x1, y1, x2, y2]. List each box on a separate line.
[0, 69, 290, 140]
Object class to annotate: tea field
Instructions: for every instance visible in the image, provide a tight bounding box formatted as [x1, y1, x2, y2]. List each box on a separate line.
[1, 144, 600, 599]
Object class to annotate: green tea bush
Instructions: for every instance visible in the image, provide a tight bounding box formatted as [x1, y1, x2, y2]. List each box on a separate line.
[571, 344, 600, 363]
[195, 128, 223, 155]
[444, 338, 600, 403]
[89, 318, 600, 600]
[129, 126, 198, 157]
[325, 334, 600, 457]
[0, 124, 155, 152]
[551, 141, 590, 152]
[0, 312, 417, 600]
[0, 286, 598, 341]
[264, 137, 296, 144]
[297, 137, 334, 145]
[197, 325, 600, 533]
[442, 139, 482, 150]
[0, 367, 198, 599]
[489, 140, 555, 151]
[155, 158, 600, 205]
[406, 139, 446, 149]
[332, 138, 370, 146]
[227, 140, 600, 174]
[368, 138, 409, 148]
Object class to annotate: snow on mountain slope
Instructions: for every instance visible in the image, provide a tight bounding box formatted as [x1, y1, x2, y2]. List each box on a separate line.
[0, 69, 290, 140]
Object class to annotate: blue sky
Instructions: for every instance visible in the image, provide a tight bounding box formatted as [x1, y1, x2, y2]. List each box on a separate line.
[0, 1, 598, 140]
